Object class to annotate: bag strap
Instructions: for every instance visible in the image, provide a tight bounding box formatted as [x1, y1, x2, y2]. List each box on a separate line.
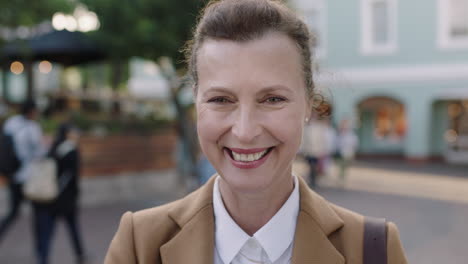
[363, 217, 387, 264]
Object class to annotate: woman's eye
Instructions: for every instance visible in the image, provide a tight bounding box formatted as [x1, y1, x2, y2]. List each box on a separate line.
[264, 96, 286, 103]
[207, 97, 231, 104]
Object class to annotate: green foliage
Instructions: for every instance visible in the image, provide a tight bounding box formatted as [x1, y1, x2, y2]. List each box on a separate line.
[0, 0, 72, 27]
[81, 0, 206, 67]
[40, 117, 61, 134]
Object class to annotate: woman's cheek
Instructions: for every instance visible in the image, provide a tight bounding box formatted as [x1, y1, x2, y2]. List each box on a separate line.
[197, 108, 229, 144]
[265, 109, 304, 140]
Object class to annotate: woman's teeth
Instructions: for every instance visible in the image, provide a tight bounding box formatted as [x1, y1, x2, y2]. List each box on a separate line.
[232, 149, 268, 162]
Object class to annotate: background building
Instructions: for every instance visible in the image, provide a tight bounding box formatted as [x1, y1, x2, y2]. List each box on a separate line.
[292, 0, 468, 164]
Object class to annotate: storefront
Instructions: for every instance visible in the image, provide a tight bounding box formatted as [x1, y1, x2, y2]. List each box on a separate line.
[357, 96, 407, 156]
[444, 100, 468, 164]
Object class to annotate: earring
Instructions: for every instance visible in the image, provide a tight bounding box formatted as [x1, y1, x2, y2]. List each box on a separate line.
[305, 118, 309, 123]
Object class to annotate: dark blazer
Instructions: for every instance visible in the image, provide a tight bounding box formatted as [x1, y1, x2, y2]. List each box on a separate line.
[105, 176, 407, 264]
[53, 146, 80, 213]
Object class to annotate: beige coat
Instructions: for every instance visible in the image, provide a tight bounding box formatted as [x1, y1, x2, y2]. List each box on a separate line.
[105, 176, 407, 264]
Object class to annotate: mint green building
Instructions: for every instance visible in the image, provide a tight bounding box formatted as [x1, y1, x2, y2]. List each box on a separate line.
[292, 0, 468, 164]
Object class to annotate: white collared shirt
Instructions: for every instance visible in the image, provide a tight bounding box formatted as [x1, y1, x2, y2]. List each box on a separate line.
[213, 176, 300, 264]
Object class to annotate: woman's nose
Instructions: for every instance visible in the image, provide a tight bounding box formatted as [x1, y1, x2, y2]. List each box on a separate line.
[231, 107, 262, 144]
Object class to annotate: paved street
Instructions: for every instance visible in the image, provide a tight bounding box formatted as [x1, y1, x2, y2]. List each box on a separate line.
[318, 188, 468, 264]
[303, 159, 468, 204]
[0, 160, 467, 263]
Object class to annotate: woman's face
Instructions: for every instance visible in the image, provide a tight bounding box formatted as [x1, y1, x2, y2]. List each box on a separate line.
[196, 31, 310, 193]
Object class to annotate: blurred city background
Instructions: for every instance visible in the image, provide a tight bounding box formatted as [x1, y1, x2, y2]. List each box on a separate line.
[0, 0, 467, 263]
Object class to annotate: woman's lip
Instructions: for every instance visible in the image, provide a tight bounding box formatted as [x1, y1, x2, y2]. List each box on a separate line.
[227, 147, 270, 154]
[224, 147, 273, 169]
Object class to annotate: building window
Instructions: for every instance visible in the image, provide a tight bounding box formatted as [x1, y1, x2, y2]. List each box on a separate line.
[438, 0, 468, 49]
[360, 0, 398, 55]
[359, 97, 406, 143]
[300, 0, 327, 58]
[373, 104, 406, 142]
[446, 101, 468, 151]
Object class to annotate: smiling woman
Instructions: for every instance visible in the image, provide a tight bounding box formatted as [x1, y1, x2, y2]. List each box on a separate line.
[104, 1, 408, 264]
[195, 32, 307, 199]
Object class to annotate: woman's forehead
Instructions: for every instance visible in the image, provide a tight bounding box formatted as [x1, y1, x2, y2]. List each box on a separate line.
[198, 31, 300, 61]
[197, 32, 305, 90]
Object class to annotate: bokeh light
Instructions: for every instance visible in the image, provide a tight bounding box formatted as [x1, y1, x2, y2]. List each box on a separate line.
[444, 129, 458, 143]
[38, 61, 53, 74]
[78, 11, 100, 32]
[52, 8, 99, 32]
[65, 15, 78, 32]
[52, 13, 66, 30]
[10, 61, 24, 75]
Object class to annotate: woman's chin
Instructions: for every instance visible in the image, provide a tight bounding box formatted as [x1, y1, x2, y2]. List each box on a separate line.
[218, 172, 274, 194]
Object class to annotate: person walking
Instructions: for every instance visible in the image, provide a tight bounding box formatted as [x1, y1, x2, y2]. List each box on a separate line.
[301, 118, 335, 187]
[0, 101, 45, 243]
[336, 119, 359, 183]
[197, 152, 216, 185]
[32, 123, 87, 264]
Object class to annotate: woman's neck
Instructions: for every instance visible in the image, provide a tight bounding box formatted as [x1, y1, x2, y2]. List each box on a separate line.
[218, 175, 295, 236]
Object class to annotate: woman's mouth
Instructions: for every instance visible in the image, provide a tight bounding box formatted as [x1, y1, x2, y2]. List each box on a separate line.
[224, 147, 274, 169]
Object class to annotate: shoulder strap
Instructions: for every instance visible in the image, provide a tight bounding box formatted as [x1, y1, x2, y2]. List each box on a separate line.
[363, 217, 387, 264]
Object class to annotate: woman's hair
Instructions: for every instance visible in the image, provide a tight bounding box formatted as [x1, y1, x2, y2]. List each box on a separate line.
[185, 0, 316, 98]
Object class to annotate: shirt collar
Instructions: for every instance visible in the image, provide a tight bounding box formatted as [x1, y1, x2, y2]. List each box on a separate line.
[213, 176, 300, 263]
[213, 177, 251, 264]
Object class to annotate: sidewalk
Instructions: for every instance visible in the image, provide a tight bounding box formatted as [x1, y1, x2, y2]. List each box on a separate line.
[1, 159, 467, 263]
[0, 170, 184, 264]
[293, 159, 468, 204]
[0, 190, 183, 264]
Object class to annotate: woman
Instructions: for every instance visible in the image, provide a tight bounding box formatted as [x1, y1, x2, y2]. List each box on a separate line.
[33, 123, 87, 264]
[105, 0, 407, 263]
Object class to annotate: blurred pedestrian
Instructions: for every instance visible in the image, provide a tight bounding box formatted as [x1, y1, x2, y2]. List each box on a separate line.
[0, 99, 8, 118]
[300, 117, 335, 187]
[0, 101, 45, 244]
[321, 119, 337, 176]
[335, 119, 359, 183]
[174, 106, 199, 190]
[196, 152, 216, 185]
[32, 123, 87, 264]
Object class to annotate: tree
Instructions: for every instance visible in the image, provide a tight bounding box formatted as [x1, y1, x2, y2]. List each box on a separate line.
[0, 0, 72, 28]
[0, 0, 73, 102]
[81, 0, 208, 186]
[81, 0, 204, 89]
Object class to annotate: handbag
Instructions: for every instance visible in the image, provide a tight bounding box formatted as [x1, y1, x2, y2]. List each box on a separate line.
[22, 158, 58, 202]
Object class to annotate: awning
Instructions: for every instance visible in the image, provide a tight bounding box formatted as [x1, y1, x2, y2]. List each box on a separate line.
[1, 30, 106, 66]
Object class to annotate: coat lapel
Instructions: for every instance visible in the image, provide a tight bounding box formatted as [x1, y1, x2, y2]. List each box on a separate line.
[160, 205, 215, 263]
[291, 177, 345, 264]
[159, 176, 345, 264]
[160, 176, 216, 264]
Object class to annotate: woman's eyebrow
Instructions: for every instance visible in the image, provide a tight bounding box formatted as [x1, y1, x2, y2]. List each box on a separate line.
[201, 86, 235, 97]
[258, 85, 294, 95]
[201, 85, 294, 98]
